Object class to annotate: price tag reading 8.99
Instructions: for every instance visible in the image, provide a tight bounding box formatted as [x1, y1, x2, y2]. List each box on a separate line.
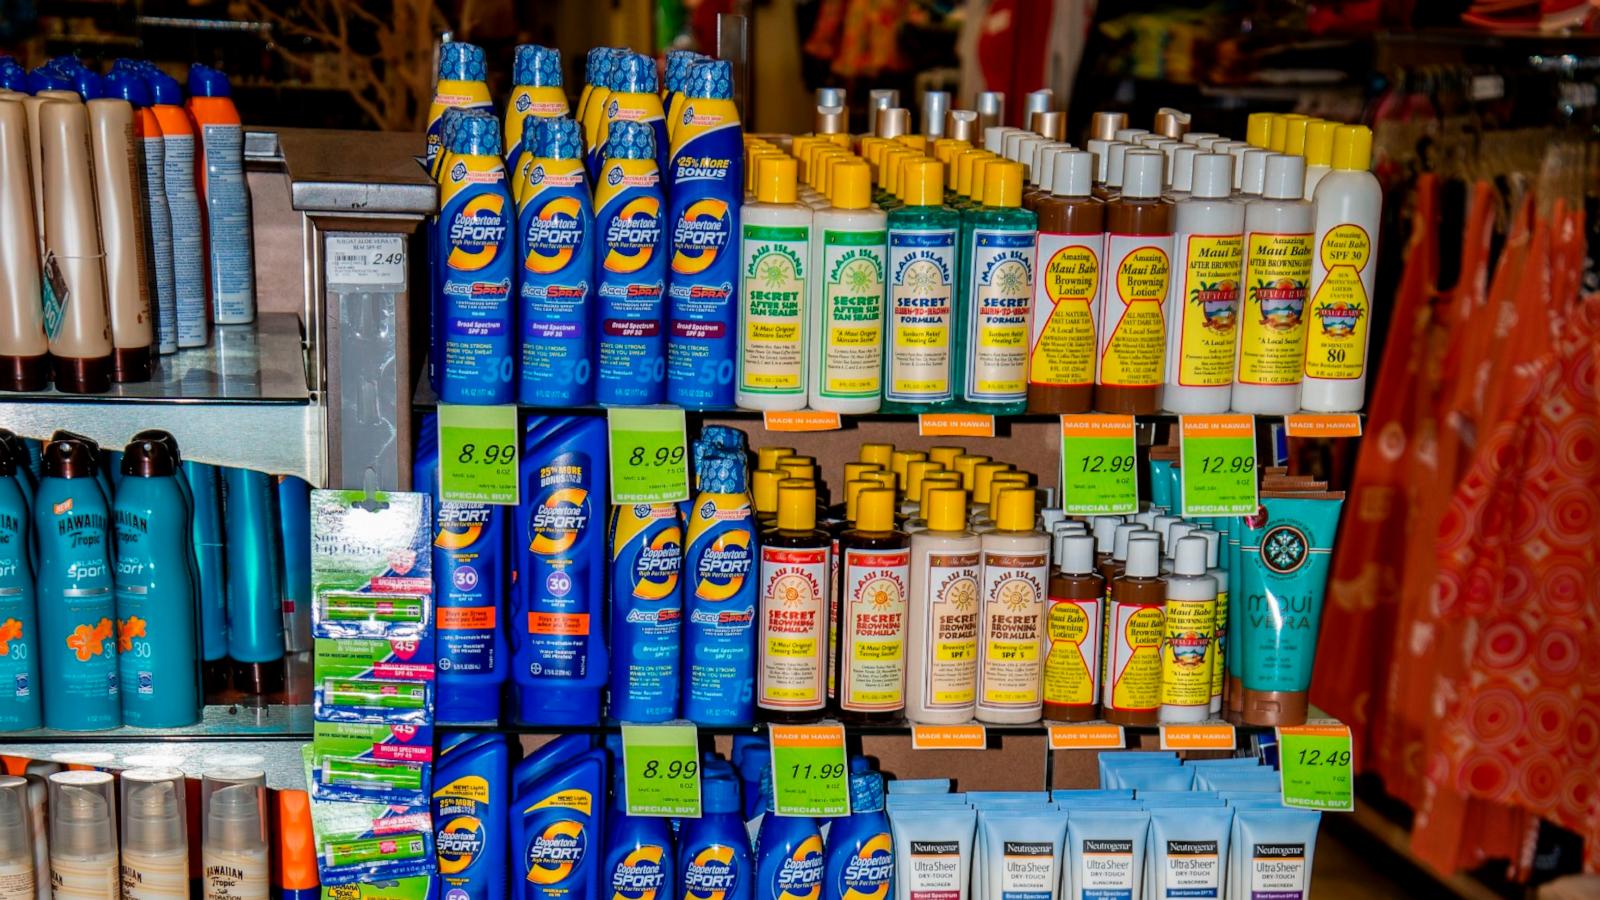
[622, 724, 702, 817]
[607, 408, 690, 505]
[438, 404, 520, 505]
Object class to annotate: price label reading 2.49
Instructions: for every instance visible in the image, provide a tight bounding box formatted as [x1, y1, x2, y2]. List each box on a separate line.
[438, 404, 520, 505]
[1059, 415, 1139, 515]
[769, 724, 850, 817]
[622, 724, 702, 817]
[607, 407, 691, 505]
[1178, 415, 1259, 516]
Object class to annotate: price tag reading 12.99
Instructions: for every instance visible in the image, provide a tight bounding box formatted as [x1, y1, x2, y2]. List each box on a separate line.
[621, 723, 702, 817]
[437, 404, 519, 505]
[606, 408, 690, 505]
[1178, 414, 1259, 516]
[1059, 415, 1138, 515]
[769, 724, 850, 817]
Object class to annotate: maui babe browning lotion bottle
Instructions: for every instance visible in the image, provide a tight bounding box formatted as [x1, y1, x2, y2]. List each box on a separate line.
[1028, 150, 1102, 414]
[1095, 150, 1171, 415]
[1103, 534, 1165, 727]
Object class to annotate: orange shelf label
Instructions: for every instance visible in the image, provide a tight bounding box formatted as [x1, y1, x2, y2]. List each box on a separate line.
[1284, 414, 1362, 438]
[1179, 414, 1255, 439]
[1059, 415, 1136, 439]
[919, 414, 996, 437]
[768, 723, 847, 750]
[1048, 724, 1126, 750]
[763, 411, 843, 432]
[1158, 723, 1236, 750]
[1277, 722, 1351, 739]
[910, 724, 987, 750]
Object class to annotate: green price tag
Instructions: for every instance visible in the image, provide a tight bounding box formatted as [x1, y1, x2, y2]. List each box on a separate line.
[621, 724, 702, 817]
[1179, 414, 1259, 516]
[607, 408, 690, 505]
[768, 724, 849, 817]
[1059, 415, 1138, 515]
[438, 404, 519, 505]
[1277, 723, 1354, 811]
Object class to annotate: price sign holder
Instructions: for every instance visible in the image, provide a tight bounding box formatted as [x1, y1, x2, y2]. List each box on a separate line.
[768, 724, 850, 817]
[1276, 723, 1355, 811]
[1178, 415, 1259, 516]
[621, 723, 702, 817]
[438, 404, 519, 505]
[607, 407, 690, 505]
[1059, 415, 1138, 515]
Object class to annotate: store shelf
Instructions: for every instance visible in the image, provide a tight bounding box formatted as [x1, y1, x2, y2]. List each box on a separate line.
[0, 313, 325, 482]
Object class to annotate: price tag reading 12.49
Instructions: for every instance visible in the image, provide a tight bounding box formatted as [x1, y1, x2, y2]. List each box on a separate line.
[768, 724, 850, 817]
[621, 723, 702, 817]
[1276, 723, 1355, 811]
[1059, 415, 1138, 515]
[1178, 414, 1259, 516]
[606, 407, 690, 505]
[437, 404, 519, 505]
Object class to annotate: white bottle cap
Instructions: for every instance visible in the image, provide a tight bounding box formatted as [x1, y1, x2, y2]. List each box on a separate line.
[1004, 130, 1028, 162]
[1092, 516, 1121, 554]
[1106, 142, 1132, 188]
[1262, 153, 1306, 200]
[1170, 146, 1199, 192]
[1134, 509, 1158, 528]
[1240, 149, 1271, 194]
[1152, 515, 1180, 547]
[1059, 534, 1097, 575]
[1167, 522, 1195, 558]
[1182, 131, 1217, 146]
[1193, 528, 1222, 568]
[0, 775, 29, 868]
[1112, 523, 1143, 561]
[1086, 139, 1113, 182]
[121, 768, 186, 856]
[1121, 150, 1163, 199]
[1041, 507, 1067, 531]
[984, 126, 1014, 154]
[1125, 534, 1161, 577]
[48, 771, 115, 859]
[1034, 144, 1063, 189]
[1190, 152, 1233, 199]
[203, 768, 266, 855]
[1114, 127, 1149, 144]
[1015, 136, 1045, 180]
[1052, 149, 1093, 197]
[1174, 535, 1209, 576]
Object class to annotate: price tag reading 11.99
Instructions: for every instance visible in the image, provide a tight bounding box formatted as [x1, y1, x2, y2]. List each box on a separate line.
[1178, 414, 1259, 516]
[621, 724, 702, 817]
[606, 408, 690, 505]
[1059, 415, 1138, 515]
[769, 724, 850, 817]
[437, 404, 519, 505]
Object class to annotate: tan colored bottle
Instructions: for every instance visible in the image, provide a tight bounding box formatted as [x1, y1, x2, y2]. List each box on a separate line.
[1094, 150, 1172, 414]
[39, 100, 113, 393]
[87, 98, 153, 382]
[1029, 149, 1103, 413]
[20, 96, 61, 244]
[975, 489, 1049, 724]
[906, 488, 981, 723]
[0, 98, 48, 390]
[1103, 534, 1165, 726]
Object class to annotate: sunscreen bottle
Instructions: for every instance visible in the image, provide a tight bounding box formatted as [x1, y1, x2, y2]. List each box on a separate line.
[34, 440, 119, 731]
[1043, 534, 1103, 722]
[38, 99, 114, 392]
[603, 54, 670, 181]
[882, 159, 959, 414]
[512, 746, 605, 900]
[753, 769, 823, 900]
[1301, 121, 1337, 201]
[201, 770, 268, 900]
[437, 112, 516, 405]
[905, 488, 979, 723]
[822, 772, 892, 900]
[663, 51, 706, 137]
[221, 468, 284, 696]
[147, 71, 207, 349]
[185, 66, 255, 326]
[603, 771, 674, 900]
[1094, 150, 1171, 415]
[834, 488, 910, 723]
[594, 120, 667, 405]
[118, 768, 188, 900]
[426, 42, 492, 171]
[1232, 154, 1313, 414]
[681, 453, 759, 726]
[808, 161, 886, 413]
[516, 116, 596, 407]
[1028, 150, 1102, 414]
[666, 60, 743, 410]
[1299, 125, 1379, 412]
[757, 480, 830, 723]
[608, 502, 684, 722]
[0, 98, 48, 390]
[0, 775, 32, 899]
[47, 771, 117, 900]
[103, 70, 176, 357]
[974, 489, 1047, 723]
[186, 461, 229, 693]
[1161, 153, 1242, 413]
[113, 439, 200, 727]
[0, 447, 39, 730]
[504, 44, 567, 178]
[1191, 529, 1228, 715]
[580, 49, 621, 179]
[736, 156, 812, 411]
[677, 773, 752, 900]
[1103, 535, 1164, 727]
[277, 476, 312, 654]
[1159, 536, 1216, 723]
[434, 734, 509, 900]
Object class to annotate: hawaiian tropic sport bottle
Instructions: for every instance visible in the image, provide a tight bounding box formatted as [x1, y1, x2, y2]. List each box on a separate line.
[437, 111, 516, 405]
[594, 120, 667, 406]
[516, 116, 596, 407]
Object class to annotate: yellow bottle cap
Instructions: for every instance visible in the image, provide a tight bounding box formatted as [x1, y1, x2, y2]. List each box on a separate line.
[952, 454, 991, 490]
[827, 132, 852, 149]
[927, 446, 965, 468]
[933, 138, 968, 165]
[781, 460, 816, 482]
[924, 488, 969, 532]
[859, 443, 894, 468]
[815, 150, 844, 194]
[855, 488, 896, 532]
[875, 148, 901, 190]
[866, 470, 897, 492]
[756, 156, 799, 204]
[751, 468, 783, 514]
[777, 480, 818, 530]
[1268, 115, 1297, 153]
[990, 471, 1032, 494]
[1303, 120, 1337, 167]
[861, 136, 889, 169]
[897, 133, 928, 153]
[831, 160, 873, 209]
[993, 487, 1036, 531]
[972, 461, 1013, 504]
[843, 461, 882, 485]
[792, 136, 816, 178]
[1283, 117, 1314, 157]
[956, 149, 985, 197]
[1246, 112, 1276, 149]
[983, 160, 1025, 207]
[889, 449, 925, 486]
[889, 150, 917, 194]
[900, 159, 945, 207]
[970, 156, 995, 204]
[920, 473, 962, 509]
[756, 446, 795, 470]
[844, 479, 878, 523]
[1330, 124, 1373, 171]
[905, 460, 945, 501]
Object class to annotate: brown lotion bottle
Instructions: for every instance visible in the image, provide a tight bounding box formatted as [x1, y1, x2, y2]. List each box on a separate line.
[87, 98, 153, 382]
[1103, 534, 1165, 726]
[1029, 149, 1103, 413]
[757, 479, 832, 723]
[1094, 150, 1172, 415]
[0, 98, 48, 390]
[39, 100, 113, 393]
[834, 487, 911, 724]
[1045, 533, 1106, 721]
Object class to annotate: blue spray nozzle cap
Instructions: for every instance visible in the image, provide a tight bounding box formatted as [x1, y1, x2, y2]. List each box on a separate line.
[701, 425, 747, 451]
[849, 756, 872, 773]
[0, 61, 26, 92]
[849, 771, 885, 813]
[759, 764, 777, 813]
[526, 115, 582, 161]
[603, 119, 656, 161]
[187, 64, 232, 98]
[439, 106, 473, 150]
[513, 44, 562, 88]
[697, 452, 745, 495]
[685, 60, 733, 101]
[447, 110, 503, 156]
[702, 772, 741, 814]
[103, 71, 153, 107]
[663, 51, 701, 92]
[148, 72, 183, 105]
[613, 52, 657, 93]
[71, 69, 104, 100]
[437, 42, 487, 83]
[26, 67, 74, 93]
[583, 47, 608, 85]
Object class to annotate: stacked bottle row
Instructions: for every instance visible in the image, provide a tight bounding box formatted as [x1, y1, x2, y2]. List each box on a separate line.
[0, 428, 311, 732]
[0, 766, 272, 900]
[0, 55, 256, 392]
[423, 43, 746, 409]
